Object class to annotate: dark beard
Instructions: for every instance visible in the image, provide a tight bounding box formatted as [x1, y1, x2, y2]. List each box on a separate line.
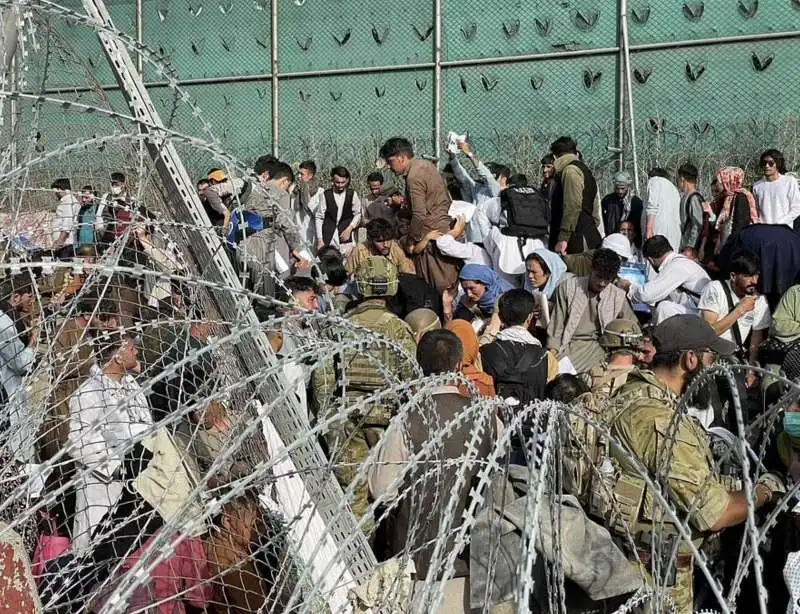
[684, 366, 713, 409]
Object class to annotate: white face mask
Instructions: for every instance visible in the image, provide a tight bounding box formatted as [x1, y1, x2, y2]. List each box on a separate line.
[110, 185, 123, 196]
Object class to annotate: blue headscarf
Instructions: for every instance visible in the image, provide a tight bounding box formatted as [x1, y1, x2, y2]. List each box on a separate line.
[459, 263, 513, 316]
[524, 249, 567, 299]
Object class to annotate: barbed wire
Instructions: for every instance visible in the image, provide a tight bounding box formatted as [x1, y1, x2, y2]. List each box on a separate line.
[2, 2, 800, 613]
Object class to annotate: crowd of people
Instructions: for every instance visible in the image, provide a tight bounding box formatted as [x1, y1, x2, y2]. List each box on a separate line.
[3, 134, 800, 611]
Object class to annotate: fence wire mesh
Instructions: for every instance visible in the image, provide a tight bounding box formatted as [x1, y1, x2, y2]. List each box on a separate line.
[1, 1, 800, 613]
[17, 1, 800, 191]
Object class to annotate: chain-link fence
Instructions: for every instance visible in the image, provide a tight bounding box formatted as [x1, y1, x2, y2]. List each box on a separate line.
[14, 0, 800, 199]
[2, 4, 800, 612]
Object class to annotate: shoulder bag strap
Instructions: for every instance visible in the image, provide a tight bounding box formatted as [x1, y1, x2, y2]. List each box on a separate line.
[720, 281, 751, 354]
[672, 255, 702, 299]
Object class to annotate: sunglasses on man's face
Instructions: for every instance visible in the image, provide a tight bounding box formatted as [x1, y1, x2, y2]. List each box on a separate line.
[761, 159, 776, 168]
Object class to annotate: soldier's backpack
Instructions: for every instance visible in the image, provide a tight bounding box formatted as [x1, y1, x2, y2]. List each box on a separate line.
[500, 186, 550, 240]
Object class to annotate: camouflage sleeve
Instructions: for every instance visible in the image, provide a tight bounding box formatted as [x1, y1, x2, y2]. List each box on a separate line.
[384, 319, 418, 382]
[311, 350, 339, 417]
[653, 417, 730, 532]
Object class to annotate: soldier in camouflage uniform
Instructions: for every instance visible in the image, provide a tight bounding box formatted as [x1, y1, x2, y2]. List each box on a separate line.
[587, 318, 648, 406]
[313, 256, 417, 535]
[233, 161, 309, 297]
[605, 315, 785, 612]
[563, 319, 647, 505]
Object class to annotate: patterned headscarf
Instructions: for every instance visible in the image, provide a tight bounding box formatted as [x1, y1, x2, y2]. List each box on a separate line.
[714, 166, 760, 230]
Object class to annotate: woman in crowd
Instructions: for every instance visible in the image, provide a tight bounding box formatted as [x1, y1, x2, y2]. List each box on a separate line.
[713, 166, 761, 251]
[446, 319, 495, 397]
[448, 263, 513, 324]
[523, 249, 569, 302]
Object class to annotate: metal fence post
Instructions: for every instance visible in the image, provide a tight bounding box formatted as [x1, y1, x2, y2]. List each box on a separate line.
[135, 0, 143, 74]
[433, 0, 442, 160]
[136, 0, 144, 165]
[620, 0, 640, 191]
[271, 0, 279, 158]
[9, 52, 16, 169]
[615, 0, 625, 173]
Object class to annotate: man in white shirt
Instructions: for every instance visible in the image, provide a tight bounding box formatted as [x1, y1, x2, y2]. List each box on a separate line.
[63, 331, 204, 607]
[278, 276, 323, 421]
[315, 165, 362, 257]
[753, 148, 800, 228]
[435, 215, 492, 267]
[50, 177, 81, 258]
[448, 141, 505, 244]
[294, 160, 323, 251]
[643, 168, 682, 252]
[447, 140, 503, 205]
[68, 332, 152, 551]
[698, 249, 770, 387]
[616, 235, 710, 324]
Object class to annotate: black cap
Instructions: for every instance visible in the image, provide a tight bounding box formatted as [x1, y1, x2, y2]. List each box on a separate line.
[652, 315, 735, 356]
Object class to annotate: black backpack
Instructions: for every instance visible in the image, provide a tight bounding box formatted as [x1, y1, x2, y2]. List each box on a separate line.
[484, 342, 548, 407]
[500, 186, 550, 239]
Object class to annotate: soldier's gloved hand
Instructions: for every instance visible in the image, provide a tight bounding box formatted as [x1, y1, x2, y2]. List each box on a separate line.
[756, 472, 787, 502]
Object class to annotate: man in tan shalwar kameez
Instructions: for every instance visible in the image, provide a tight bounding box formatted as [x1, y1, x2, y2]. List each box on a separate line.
[379, 137, 461, 293]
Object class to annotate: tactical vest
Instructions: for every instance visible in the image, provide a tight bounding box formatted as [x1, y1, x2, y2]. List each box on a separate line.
[590, 374, 668, 535]
[560, 365, 635, 509]
[334, 301, 413, 425]
[560, 391, 604, 508]
[597, 372, 722, 547]
[590, 364, 634, 409]
[561, 365, 635, 506]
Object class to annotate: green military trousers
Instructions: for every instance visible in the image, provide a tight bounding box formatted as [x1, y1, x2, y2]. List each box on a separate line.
[326, 419, 386, 537]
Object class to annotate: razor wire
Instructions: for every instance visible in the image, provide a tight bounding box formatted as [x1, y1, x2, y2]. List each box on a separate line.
[2, 1, 800, 613]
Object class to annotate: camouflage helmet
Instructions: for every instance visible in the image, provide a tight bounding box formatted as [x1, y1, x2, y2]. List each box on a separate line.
[599, 318, 644, 351]
[354, 255, 399, 298]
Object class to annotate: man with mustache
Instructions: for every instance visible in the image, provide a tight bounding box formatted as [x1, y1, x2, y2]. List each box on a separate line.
[698, 248, 770, 389]
[608, 315, 785, 613]
[315, 165, 362, 257]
